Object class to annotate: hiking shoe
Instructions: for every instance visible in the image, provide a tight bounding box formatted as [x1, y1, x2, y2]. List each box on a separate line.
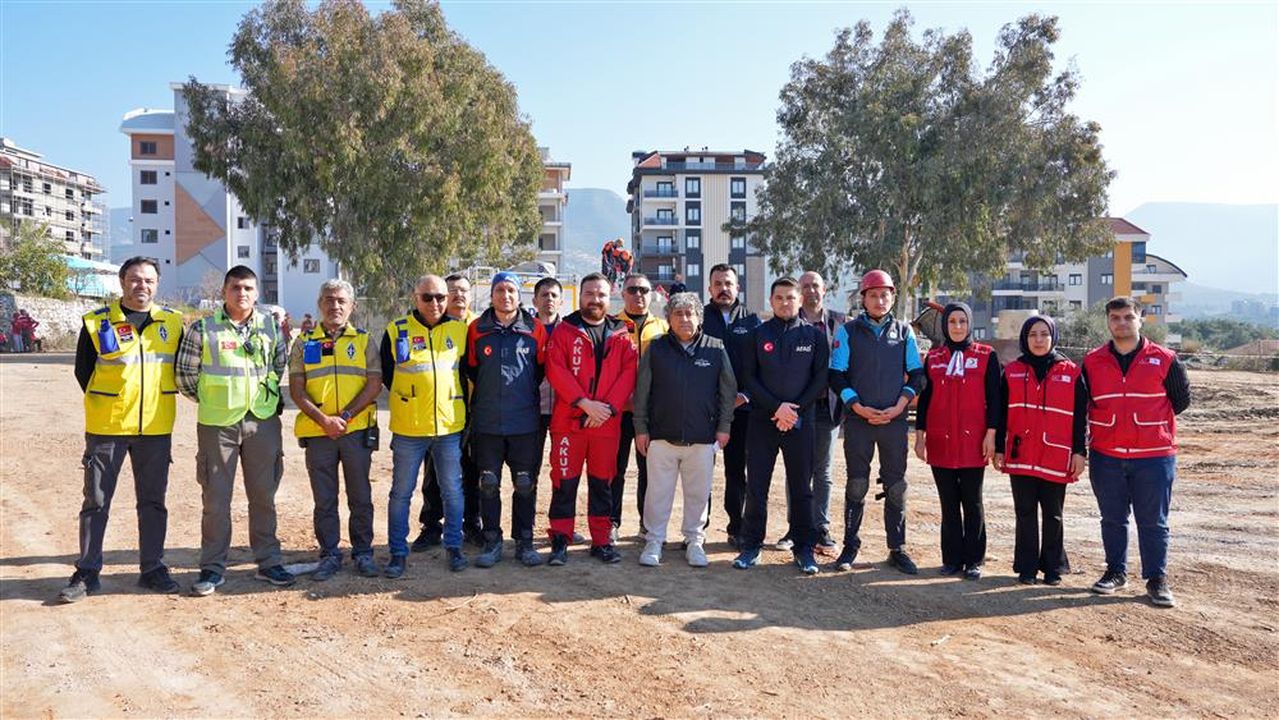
[590, 544, 623, 564]
[888, 549, 919, 575]
[1091, 569, 1128, 595]
[447, 547, 469, 572]
[547, 535, 569, 566]
[354, 555, 380, 578]
[1018, 573, 1038, 585]
[775, 532, 795, 551]
[816, 530, 838, 556]
[571, 531, 587, 546]
[964, 565, 983, 581]
[190, 570, 224, 597]
[794, 549, 820, 575]
[1042, 573, 1062, 586]
[686, 542, 709, 568]
[411, 528, 441, 553]
[311, 556, 342, 582]
[138, 566, 180, 594]
[732, 547, 761, 570]
[834, 547, 858, 572]
[516, 542, 544, 567]
[384, 555, 407, 579]
[639, 540, 662, 567]
[939, 564, 963, 576]
[58, 569, 100, 603]
[1147, 576, 1175, 608]
[256, 565, 296, 587]
[475, 540, 504, 568]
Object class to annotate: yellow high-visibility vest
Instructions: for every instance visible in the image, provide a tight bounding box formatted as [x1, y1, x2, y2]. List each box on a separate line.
[293, 324, 376, 438]
[82, 301, 183, 436]
[385, 312, 467, 437]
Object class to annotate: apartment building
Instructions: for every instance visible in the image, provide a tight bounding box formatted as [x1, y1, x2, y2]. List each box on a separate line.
[0, 137, 106, 258]
[538, 147, 571, 271]
[938, 217, 1187, 340]
[625, 148, 767, 310]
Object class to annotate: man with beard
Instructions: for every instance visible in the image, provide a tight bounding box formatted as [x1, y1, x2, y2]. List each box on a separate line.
[612, 272, 668, 540]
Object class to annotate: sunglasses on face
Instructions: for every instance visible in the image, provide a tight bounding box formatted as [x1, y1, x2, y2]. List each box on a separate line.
[625, 286, 652, 295]
[419, 293, 447, 303]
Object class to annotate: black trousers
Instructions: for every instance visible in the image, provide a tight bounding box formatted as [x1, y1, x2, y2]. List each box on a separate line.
[1009, 475, 1070, 577]
[721, 409, 750, 538]
[931, 466, 987, 569]
[77, 433, 171, 574]
[304, 432, 374, 559]
[419, 437, 480, 536]
[612, 411, 648, 531]
[741, 412, 816, 551]
[472, 431, 540, 543]
[842, 417, 909, 552]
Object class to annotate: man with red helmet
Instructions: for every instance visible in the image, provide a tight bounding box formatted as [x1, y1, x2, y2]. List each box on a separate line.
[828, 269, 926, 574]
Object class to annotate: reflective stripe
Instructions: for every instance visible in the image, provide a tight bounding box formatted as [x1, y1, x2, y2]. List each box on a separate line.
[1088, 415, 1116, 428]
[1041, 432, 1072, 452]
[1093, 391, 1166, 401]
[1132, 414, 1169, 427]
[1092, 392, 1125, 401]
[1008, 402, 1072, 417]
[1005, 462, 1069, 478]
[304, 365, 369, 378]
[1108, 445, 1176, 454]
[202, 365, 268, 378]
[396, 363, 438, 375]
[96, 352, 175, 366]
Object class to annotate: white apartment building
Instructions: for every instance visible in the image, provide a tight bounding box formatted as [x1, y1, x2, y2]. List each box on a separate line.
[0, 137, 107, 258]
[538, 147, 570, 271]
[625, 148, 768, 310]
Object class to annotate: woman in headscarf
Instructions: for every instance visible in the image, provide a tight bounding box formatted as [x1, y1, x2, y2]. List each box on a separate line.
[914, 303, 1000, 580]
[994, 315, 1088, 585]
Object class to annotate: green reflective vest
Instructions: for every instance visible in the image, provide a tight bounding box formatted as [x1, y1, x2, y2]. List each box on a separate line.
[196, 308, 282, 427]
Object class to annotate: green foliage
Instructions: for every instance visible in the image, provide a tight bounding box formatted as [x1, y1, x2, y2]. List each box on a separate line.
[0, 220, 70, 298]
[1058, 302, 1167, 350]
[182, 0, 543, 315]
[1170, 318, 1277, 351]
[741, 9, 1114, 316]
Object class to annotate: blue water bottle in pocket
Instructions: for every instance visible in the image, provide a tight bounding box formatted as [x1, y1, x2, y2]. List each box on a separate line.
[395, 330, 410, 363]
[98, 318, 119, 354]
[303, 340, 322, 364]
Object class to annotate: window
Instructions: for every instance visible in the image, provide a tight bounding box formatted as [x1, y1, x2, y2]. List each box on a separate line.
[730, 201, 746, 223]
[973, 327, 987, 340]
[731, 234, 745, 250]
[43, 205, 51, 216]
[1069, 273, 1083, 286]
[1070, 300, 1083, 311]
[657, 235, 673, 253]
[730, 177, 746, 198]
[303, 259, 321, 273]
[685, 263, 700, 278]
[139, 141, 157, 155]
[1132, 241, 1147, 264]
[140, 199, 157, 214]
[66, 230, 76, 242]
[140, 170, 157, 185]
[656, 208, 674, 222]
[685, 231, 700, 250]
[237, 245, 251, 259]
[18, 198, 33, 215]
[1151, 305, 1163, 315]
[65, 210, 75, 222]
[1146, 264, 1158, 274]
[237, 216, 249, 230]
[140, 229, 159, 244]
[732, 263, 745, 279]
[42, 182, 51, 194]
[1151, 284, 1163, 294]
[65, 188, 74, 199]
[684, 177, 701, 198]
[656, 181, 674, 197]
[1100, 273, 1113, 285]
[685, 202, 701, 226]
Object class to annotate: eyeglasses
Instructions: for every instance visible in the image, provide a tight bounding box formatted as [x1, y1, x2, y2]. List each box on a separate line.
[625, 286, 652, 295]
[419, 293, 447, 303]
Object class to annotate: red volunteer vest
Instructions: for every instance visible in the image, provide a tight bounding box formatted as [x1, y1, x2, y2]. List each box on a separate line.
[1084, 340, 1177, 459]
[1004, 358, 1081, 483]
[923, 343, 992, 469]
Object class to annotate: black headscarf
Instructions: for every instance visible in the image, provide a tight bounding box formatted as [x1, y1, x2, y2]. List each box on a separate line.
[941, 302, 974, 351]
[1018, 315, 1066, 381]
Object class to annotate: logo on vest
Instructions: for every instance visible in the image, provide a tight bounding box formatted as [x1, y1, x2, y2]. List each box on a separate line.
[795, 344, 813, 352]
[445, 337, 454, 350]
[346, 343, 356, 360]
[763, 341, 775, 353]
[412, 336, 425, 351]
[888, 327, 898, 340]
[1147, 357, 1161, 366]
[694, 358, 712, 368]
[1056, 374, 1072, 382]
[484, 345, 493, 357]
[832, 339, 840, 349]
[115, 324, 134, 343]
[157, 324, 168, 342]
[965, 357, 978, 369]
[732, 326, 749, 335]
[220, 340, 238, 351]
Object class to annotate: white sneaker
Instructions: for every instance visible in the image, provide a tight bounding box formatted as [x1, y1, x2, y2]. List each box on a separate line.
[685, 542, 709, 568]
[639, 540, 662, 567]
[610, 525, 620, 544]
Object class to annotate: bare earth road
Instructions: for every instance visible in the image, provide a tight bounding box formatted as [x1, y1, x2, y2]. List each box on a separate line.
[2, 355, 1276, 718]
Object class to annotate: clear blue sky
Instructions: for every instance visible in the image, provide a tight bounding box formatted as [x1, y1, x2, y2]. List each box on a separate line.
[2, 1, 1275, 219]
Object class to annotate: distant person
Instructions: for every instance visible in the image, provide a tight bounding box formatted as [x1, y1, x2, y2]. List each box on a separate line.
[613, 272, 668, 540]
[1083, 296, 1191, 607]
[299, 313, 315, 335]
[994, 315, 1087, 586]
[58, 257, 185, 603]
[794, 270, 846, 554]
[914, 302, 1000, 580]
[533, 276, 563, 476]
[668, 274, 687, 295]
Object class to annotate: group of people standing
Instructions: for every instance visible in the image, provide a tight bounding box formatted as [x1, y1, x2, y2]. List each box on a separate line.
[59, 255, 1189, 610]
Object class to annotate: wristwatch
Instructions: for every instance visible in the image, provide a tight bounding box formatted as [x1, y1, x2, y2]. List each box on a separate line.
[340, 410, 353, 422]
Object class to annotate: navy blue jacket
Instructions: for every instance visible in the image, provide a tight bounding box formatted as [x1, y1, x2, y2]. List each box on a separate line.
[465, 306, 548, 436]
[740, 315, 830, 419]
[702, 300, 760, 411]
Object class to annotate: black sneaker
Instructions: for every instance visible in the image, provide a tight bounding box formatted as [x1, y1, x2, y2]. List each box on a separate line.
[190, 569, 224, 597]
[256, 565, 296, 587]
[447, 547, 469, 572]
[794, 549, 820, 575]
[516, 542, 544, 567]
[311, 556, 341, 582]
[834, 547, 858, 572]
[1146, 576, 1175, 608]
[815, 530, 838, 556]
[939, 564, 963, 576]
[1043, 573, 1062, 586]
[58, 569, 100, 603]
[411, 528, 441, 553]
[888, 549, 919, 575]
[1018, 573, 1039, 585]
[384, 555, 407, 579]
[963, 565, 982, 581]
[589, 544, 623, 564]
[1091, 569, 1128, 595]
[138, 566, 180, 594]
[475, 540, 504, 568]
[354, 555, 380, 578]
[774, 532, 794, 551]
[547, 535, 569, 566]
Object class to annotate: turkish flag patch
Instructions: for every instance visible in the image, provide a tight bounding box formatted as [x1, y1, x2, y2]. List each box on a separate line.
[763, 341, 775, 353]
[220, 340, 238, 350]
[483, 345, 493, 356]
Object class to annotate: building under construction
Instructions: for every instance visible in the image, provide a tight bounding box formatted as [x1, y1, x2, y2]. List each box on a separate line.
[0, 137, 107, 258]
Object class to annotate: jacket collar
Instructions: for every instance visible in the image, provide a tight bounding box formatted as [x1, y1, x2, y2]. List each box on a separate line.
[477, 306, 536, 334]
[563, 310, 624, 338]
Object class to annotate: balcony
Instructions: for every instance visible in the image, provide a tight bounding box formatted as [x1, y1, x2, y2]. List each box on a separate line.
[661, 161, 764, 171]
[643, 216, 679, 227]
[991, 280, 1064, 294]
[639, 240, 680, 256]
[643, 188, 679, 198]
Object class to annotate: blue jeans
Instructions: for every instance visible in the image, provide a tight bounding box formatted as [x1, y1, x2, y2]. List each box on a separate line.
[388, 433, 463, 556]
[812, 413, 841, 531]
[1089, 451, 1176, 579]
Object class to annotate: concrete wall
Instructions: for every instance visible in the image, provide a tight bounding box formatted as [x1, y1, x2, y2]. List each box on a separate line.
[1, 292, 100, 347]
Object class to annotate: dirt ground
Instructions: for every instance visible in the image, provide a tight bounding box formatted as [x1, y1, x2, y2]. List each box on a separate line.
[1, 355, 1276, 719]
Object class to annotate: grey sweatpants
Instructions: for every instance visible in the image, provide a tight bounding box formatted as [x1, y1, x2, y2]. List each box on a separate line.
[195, 415, 284, 573]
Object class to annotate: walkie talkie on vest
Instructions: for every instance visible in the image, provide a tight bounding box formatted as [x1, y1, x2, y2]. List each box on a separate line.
[98, 318, 119, 354]
[395, 329, 410, 363]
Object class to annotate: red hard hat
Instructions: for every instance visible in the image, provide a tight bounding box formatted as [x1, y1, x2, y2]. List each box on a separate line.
[859, 269, 895, 294]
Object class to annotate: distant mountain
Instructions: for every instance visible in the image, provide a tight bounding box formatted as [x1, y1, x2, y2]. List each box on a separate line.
[562, 187, 628, 278]
[107, 207, 133, 263]
[1123, 202, 1277, 294]
[1178, 281, 1277, 321]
